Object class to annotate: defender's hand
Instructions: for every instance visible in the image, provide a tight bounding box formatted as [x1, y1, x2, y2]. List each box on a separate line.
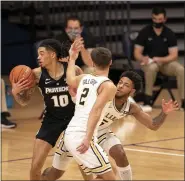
[162, 99, 179, 114]
[69, 38, 84, 61]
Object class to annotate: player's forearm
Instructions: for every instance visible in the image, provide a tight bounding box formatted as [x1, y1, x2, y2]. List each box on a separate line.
[13, 92, 31, 106]
[80, 48, 93, 67]
[66, 58, 76, 86]
[12, 88, 34, 106]
[86, 109, 102, 141]
[151, 111, 167, 130]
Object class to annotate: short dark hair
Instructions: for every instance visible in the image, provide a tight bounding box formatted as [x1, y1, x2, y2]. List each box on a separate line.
[91, 47, 112, 69]
[152, 7, 166, 17]
[65, 16, 83, 27]
[120, 71, 143, 94]
[38, 39, 68, 59]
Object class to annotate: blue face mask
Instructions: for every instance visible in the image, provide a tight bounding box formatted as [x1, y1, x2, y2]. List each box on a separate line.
[67, 29, 81, 40]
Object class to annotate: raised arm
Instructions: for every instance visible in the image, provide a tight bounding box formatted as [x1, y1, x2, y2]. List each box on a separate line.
[66, 38, 85, 88]
[12, 67, 41, 106]
[131, 99, 179, 131]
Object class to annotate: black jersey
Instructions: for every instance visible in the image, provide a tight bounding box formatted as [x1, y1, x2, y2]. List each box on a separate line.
[38, 62, 75, 122]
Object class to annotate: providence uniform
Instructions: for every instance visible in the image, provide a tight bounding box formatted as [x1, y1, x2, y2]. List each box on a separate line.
[64, 74, 112, 175]
[36, 62, 75, 147]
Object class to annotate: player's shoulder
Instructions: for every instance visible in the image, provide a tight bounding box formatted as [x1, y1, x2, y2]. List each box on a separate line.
[130, 102, 143, 114]
[101, 80, 116, 92]
[32, 67, 41, 73]
[32, 67, 42, 83]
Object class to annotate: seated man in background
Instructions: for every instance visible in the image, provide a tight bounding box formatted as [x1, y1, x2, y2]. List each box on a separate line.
[134, 7, 184, 110]
[55, 15, 96, 70]
[1, 78, 17, 128]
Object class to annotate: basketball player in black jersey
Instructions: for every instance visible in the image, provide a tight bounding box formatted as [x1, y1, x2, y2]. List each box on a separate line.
[11, 39, 83, 180]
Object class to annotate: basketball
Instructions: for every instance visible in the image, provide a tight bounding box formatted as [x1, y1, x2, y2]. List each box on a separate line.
[9, 65, 36, 88]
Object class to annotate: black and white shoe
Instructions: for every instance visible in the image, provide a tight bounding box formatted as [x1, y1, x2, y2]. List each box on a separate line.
[1, 115, 17, 129]
[1, 112, 11, 117]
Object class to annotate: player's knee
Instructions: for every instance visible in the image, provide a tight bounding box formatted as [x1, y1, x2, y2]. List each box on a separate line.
[109, 145, 129, 166]
[50, 167, 64, 179]
[42, 167, 64, 180]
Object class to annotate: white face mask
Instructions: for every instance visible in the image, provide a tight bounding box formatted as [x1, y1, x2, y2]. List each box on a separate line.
[67, 29, 81, 40]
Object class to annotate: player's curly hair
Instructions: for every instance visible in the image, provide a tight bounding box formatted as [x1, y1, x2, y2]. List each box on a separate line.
[120, 71, 143, 94]
[38, 39, 71, 59]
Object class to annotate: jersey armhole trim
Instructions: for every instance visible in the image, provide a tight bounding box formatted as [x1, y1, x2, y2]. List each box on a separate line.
[96, 79, 112, 96]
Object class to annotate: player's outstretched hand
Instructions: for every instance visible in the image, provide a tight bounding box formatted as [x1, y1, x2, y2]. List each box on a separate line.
[76, 137, 90, 154]
[12, 78, 30, 95]
[69, 38, 84, 61]
[162, 99, 179, 114]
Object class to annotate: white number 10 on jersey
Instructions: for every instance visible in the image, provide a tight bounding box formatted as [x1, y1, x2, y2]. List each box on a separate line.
[51, 95, 69, 107]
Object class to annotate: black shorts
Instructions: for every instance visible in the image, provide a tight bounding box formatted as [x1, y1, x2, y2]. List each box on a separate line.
[36, 117, 70, 147]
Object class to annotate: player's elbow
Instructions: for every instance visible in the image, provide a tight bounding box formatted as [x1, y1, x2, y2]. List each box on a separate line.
[66, 78, 76, 88]
[16, 101, 29, 107]
[149, 124, 158, 131]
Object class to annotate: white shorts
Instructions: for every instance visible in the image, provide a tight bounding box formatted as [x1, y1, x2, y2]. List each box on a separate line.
[52, 128, 121, 173]
[52, 132, 73, 171]
[64, 131, 112, 175]
[97, 128, 122, 154]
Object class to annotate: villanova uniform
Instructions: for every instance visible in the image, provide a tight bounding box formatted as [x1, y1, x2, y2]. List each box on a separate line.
[36, 63, 75, 147]
[97, 98, 131, 154]
[52, 96, 132, 172]
[62, 74, 112, 175]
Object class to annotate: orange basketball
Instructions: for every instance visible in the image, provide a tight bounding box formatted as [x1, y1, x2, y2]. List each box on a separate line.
[9, 65, 36, 88]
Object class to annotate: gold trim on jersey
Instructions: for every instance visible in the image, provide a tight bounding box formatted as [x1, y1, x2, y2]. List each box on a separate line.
[55, 132, 73, 157]
[89, 141, 112, 174]
[80, 164, 91, 174]
[56, 132, 66, 153]
[97, 133, 107, 145]
[113, 98, 130, 115]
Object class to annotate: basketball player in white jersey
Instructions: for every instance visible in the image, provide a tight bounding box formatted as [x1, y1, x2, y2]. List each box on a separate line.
[61, 39, 117, 180]
[42, 69, 179, 180]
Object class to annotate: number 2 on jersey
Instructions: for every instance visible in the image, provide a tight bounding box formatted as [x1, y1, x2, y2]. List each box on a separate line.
[79, 88, 89, 105]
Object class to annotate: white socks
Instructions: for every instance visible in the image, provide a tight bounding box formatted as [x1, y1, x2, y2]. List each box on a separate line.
[116, 165, 132, 180]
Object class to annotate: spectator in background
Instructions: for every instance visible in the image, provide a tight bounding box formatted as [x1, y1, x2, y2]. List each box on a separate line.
[134, 7, 184, 110]
[1, 78, 17, 128]
[55, 16, 96, 70]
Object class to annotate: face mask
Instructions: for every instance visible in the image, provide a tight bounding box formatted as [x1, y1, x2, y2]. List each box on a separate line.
[153, 22, 164, 29]
[67, 29, 81, 40]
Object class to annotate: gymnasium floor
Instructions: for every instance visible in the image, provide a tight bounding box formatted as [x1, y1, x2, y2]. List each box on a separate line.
[1, 87, 184, 180]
